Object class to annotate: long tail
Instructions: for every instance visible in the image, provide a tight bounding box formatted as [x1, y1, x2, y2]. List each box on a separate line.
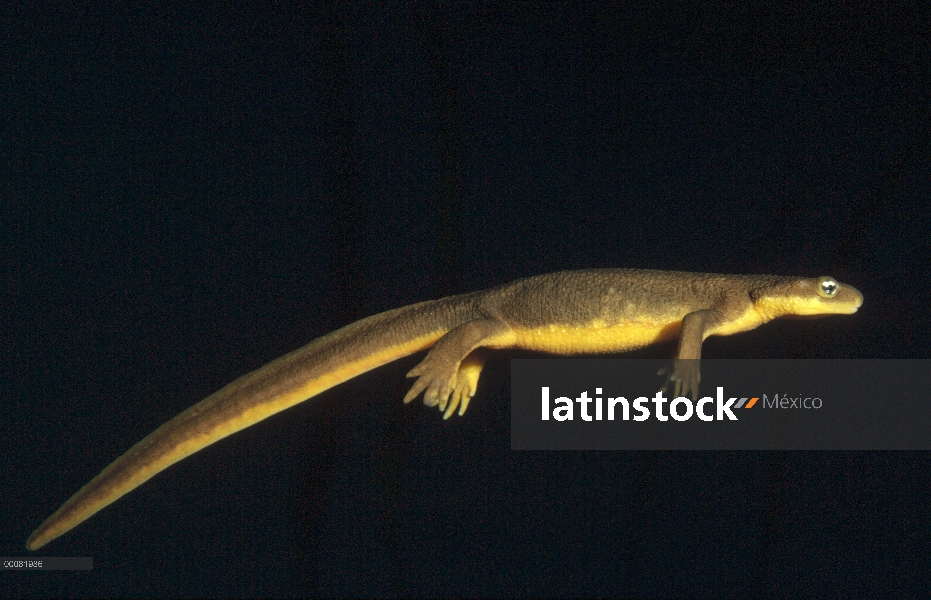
[27, 294, 479, 550]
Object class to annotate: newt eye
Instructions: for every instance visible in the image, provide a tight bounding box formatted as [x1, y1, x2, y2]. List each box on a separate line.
[817, 277, 838, 298]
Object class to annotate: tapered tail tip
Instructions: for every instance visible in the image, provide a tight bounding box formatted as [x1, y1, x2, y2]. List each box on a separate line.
[26, 526, 51, 551]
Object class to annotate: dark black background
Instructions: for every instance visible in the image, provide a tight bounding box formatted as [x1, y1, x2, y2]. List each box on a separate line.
[4, 3, 929, 597]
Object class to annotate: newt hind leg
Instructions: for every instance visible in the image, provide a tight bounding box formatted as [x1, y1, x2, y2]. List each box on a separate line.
[403, 319, 511, 418]
[444, 348, 490, 419]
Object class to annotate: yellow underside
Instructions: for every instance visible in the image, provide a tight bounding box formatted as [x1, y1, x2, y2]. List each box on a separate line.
[510, 319, 683, 354]
[753, 295, 859, 320]
[509, 305, 767, 355]
[706, 306, 765, 336]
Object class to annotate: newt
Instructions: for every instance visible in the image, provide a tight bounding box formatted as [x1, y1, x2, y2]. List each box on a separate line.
[26, 268, 862, 550]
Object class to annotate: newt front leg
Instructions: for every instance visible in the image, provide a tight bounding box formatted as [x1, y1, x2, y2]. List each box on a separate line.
[661, 308, 724, 400]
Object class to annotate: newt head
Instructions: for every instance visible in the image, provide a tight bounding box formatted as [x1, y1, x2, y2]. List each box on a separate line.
[752, 275, 863, 321]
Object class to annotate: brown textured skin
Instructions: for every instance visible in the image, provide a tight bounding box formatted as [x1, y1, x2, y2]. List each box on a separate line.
[478, 269, 783, 326]
[27, 268, 862, 550]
